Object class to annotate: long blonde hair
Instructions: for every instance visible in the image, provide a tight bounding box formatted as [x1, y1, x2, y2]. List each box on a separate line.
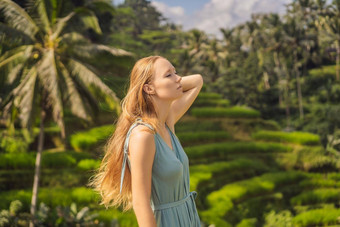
[88, 56, 164, 211]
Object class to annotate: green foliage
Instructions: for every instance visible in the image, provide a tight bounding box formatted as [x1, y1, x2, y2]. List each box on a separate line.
[236, 218, 258, 227]
[290, 188, 340, 205]
[177, 131, 231, 146]
[0, 151, 93, 170]
[0, 135, 28, 153]
[77, 159, 100, 171]
[0, 153, 35, 169]
[192, 99, 230, 107]
[186, 141, 292, 161]
[197, 92, 222, 99]
[0, 200, 25, 227]
[175, 120, 222, 132]
[191, 106, 260, 118]
[42, 152, 77, 168]
[202, 171, 305, 222]
[0, 200, 104, 226]
[295, 147, 338, 171]
[299, 174, 340, 188]
[0, 187, 99, 210]
[300, 103, 340, 146]
[251, 130, 320, 145]
[264, 210, 292, 227]
[96, 209, 138, 227]
[69, 124, 115, 152]
[292, 208, 340, 226]
[190, 158, 269, 191]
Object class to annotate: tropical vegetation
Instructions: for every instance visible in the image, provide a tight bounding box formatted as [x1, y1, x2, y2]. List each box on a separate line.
[0, 0, 339, 226]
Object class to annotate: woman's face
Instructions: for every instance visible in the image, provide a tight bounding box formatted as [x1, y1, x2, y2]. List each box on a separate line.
[146, 58, 183, 100]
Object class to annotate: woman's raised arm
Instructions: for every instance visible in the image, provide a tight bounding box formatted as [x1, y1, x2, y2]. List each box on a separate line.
[169, 74, 204, 125]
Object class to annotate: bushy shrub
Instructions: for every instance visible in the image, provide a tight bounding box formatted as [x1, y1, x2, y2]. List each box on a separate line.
[185, 141, 292, 160]
[77, 159, 101, 171]
[192, 99, 230, 107]
[0, 135, 29, 153]
[204, 171, 305, 220]
[0, 187, 99, 210]
[0, 200, 28, 226]
[0, 151, 93, 170]
[299, 176, 340, 188]
[42, 152, 77, 168]
[236, 218, 258, 227]
[292, 208, 340, 226]
[200, 211, 233, 227]
[175, 120, 222, 132]
[264, 210, 292, 227]
[295, 147, 337, 171]
[290, 188, 340, 205]
[0, 153, 35, 169]
[177, 131, 231, 146]
[70, 124, 115, 152]
[251, 130, 320, 145]
[190, 158, 269, 191]
[96, 209, 138, 227]
[191, 106, 260, 118]
[197, 92, 222, 100]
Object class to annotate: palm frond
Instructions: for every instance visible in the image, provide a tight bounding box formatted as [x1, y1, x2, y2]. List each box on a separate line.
[88, 1, 116, 14]
[68, 58, 121, 113]
[17, 67, 38, 129]
[51, 12, 76, 40]
[0, 64, 35, 110]
[58, 60, 92, 121]
[36, 49, 64, 133]
[0, 23, 34, 44]
[7, 63, 25, 85]
[0, 45, 33, 68]
[74, 7, 102, 35]
[31, 0, 51, 34]
[61, 32, 89, 45]
[0, 0, 38, 40]
[70, 43, 134, 59]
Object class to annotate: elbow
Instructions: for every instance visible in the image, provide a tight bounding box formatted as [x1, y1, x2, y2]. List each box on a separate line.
[197, 74, 204, 87]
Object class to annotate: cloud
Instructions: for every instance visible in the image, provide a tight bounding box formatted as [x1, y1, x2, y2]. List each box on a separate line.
[151, 0, 292, 38]
[151, 1, 186, 25]
[191, 0, 291, 38]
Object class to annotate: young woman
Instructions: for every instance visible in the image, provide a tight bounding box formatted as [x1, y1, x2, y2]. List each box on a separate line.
[89, 56, 203, 227]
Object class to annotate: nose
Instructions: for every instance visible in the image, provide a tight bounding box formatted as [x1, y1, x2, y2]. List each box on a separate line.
[176, 75, 182, 82]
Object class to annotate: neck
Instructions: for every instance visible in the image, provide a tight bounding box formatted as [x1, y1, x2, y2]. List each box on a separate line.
[150, 97, 172, 127]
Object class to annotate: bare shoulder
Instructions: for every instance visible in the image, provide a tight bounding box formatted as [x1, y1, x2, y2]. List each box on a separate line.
[128, 125, 156, 160]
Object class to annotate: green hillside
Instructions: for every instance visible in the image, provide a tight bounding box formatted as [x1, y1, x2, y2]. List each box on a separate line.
[1, 91, 339, 226]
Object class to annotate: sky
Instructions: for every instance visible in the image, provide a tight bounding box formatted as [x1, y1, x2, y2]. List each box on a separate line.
[113, 0, 293, 38]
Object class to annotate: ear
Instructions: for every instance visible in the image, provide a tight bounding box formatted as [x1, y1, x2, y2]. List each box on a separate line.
[143, 84, 155, 95]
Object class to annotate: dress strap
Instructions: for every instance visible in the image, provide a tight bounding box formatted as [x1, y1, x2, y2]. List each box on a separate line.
[120, 118, 154, 194]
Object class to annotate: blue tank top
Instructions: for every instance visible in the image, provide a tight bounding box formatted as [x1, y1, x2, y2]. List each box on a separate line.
[120, 118, 201, 227]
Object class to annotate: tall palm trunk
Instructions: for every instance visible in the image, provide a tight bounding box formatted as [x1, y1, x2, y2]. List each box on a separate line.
[336, 40, 339, 81]
[294, 50, 304, 120]
[29, 106, 46, 227]
[283, 64, 291, 129]
[273, 51, 283, 106]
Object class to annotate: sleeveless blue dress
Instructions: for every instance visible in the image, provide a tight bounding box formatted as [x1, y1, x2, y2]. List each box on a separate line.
[120, 118, 201, 227]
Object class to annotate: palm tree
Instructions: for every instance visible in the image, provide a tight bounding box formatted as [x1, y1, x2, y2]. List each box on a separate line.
[284, 0, 319, 120]
[178, 29, 208, 75]
[317, 0, 340, 80]
[0, 0, 132, 225]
